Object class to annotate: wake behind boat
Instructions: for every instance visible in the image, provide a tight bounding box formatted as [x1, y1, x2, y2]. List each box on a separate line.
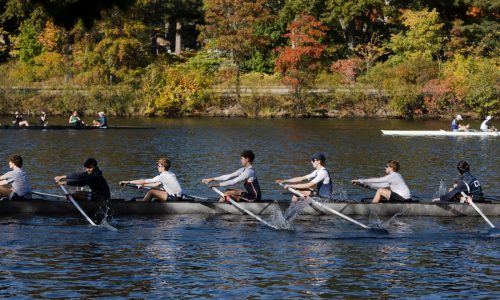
[381, 130, 499, 137]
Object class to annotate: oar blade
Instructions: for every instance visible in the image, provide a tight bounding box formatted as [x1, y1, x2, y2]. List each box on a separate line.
[487, 227, 500, 237]
[101, 223, 118, 232]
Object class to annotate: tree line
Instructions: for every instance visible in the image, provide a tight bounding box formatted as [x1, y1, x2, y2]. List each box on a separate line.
[0, 0, 498, 118]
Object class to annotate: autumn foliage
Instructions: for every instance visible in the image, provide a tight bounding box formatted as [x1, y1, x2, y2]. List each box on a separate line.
[275, 14, 328, 104]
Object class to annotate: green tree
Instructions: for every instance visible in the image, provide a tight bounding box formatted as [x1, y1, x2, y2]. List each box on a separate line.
[16, 20, 42, 63]
[200, 0, 272, 101]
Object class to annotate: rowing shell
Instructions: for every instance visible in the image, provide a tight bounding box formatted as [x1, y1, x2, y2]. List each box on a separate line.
[0, 125, 154, 130]
[1, 198, 499, 217]
[381, 130, 499, 137]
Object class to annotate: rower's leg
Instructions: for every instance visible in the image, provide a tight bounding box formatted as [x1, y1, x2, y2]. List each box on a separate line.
[142, 190, 168, 202]
[372, 188, 391, 203]
[222, 189, 241, 202]
[0, 185, 12, 198]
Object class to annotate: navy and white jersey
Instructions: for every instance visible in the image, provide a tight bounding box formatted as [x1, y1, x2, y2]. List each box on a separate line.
[66, 167, 111, 201]
[359, 172, 411, 200]
[214, 166, 261, 200]
[97, 116, 107, 128]
[306, 167, 332, 199]
[440, 172, 484, 202]
[451, 119, 459, 131]
[480, 119, 491, 131]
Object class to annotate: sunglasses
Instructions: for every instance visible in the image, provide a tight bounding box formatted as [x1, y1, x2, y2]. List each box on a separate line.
[385, 165, 390, 168]
[156, 164, 163, 168]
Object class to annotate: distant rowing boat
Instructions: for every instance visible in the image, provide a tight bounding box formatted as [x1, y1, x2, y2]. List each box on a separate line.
[0, 125, 154, 130]
[381, 130, 499, 137]
[1, 198, 499, 217]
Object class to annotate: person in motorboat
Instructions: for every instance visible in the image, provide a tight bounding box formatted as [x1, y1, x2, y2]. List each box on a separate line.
[438, 160, 484, 203]
[12, 111, 29, 127]
[0, 154, 32, 201]
[480, 115, 496, 132]
[450, 114, 469, 131]
[92, 112, 107, 128]
[275, 153, 332, 202]
[352, 160, 412, 203]
[38, 111, 48, 126]
[120, 157, 183, 202]
[54, 158, 110, 202]
[69, 111, 85, 127]
[202, 150, 261, 203]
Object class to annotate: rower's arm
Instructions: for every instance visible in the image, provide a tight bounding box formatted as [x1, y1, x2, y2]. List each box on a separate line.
[279, 176, 308, 184]
[287, 181, 315, 190]
[0, 179, 8, 185]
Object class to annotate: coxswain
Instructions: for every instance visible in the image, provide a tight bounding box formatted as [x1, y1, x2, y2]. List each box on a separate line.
[438, 160, 484, 202]
[120, 157, 183, 202]
[38, 111, 48, 126]
[480, 115, 496, 132]
[450, 114, 468, 131]
[352, 160, 412, 203]
[92, 112, 107, 128]
[12, 111, 29, 127]
[54, 158, 110, 202]
[0, 154, 32, 200]
[202, 150, 261, 202]
[69, 111, 85, 127]
[276, 153, 332, 202]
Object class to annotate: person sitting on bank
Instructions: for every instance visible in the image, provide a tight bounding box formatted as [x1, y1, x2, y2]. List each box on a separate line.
[38, 111, 48, 127]
[69, 111, 85, 127]
[275, 153, 332, 202]
[120, 157, 183, 202]
[54, 158, 110, 202]
[451, 114, 469, 131]
[352, 160, 412, 203]
[0, 154, 32, 200]
[480, 115, 496, 132]
[12, 111, 29, 127]
[92, 112, 107, 128]
[202, 150, 261, 203]
[438, 160, 484, 203]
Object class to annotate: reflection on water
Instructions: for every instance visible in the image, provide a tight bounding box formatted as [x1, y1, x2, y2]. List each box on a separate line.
[0, 118, 498, 298]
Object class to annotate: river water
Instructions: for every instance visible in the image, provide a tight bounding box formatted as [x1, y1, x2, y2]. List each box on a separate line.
[0, 118, 498, 298]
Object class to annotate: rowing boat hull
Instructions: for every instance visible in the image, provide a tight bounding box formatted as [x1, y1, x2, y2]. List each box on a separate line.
[381, 130, 499, 137]
[1, 199, 499, 217]
[0, 125, 154, 130]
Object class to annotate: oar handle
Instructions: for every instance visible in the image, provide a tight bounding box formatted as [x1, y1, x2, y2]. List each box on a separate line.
[60, 184, 97, 226]
[278, 183, 369, 229]
[122, 182, 163, 191]
[210, 186, 277, 229]
[352, 181, 375, 191]
[461, 192, 495, 228]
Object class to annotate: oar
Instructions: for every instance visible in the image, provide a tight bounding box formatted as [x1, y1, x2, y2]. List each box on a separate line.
[461, 192, 499, 235]
[280, 183, 387, 233]
[59, 185, 117, 231]
[122, 182, 209, 200]
[32, 190, 66, 199]
[209, 186, 278, 230]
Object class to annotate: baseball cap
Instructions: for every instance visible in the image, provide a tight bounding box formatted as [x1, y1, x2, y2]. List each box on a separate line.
[311, 153, 326, 162]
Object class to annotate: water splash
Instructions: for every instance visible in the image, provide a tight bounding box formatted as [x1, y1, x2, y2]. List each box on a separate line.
[434, 179, 447, 199]
[270, 199, 312, 230]
[331, 180, 349, 202]
[96, 202, 118, 231]
[368, 211, 404, 231]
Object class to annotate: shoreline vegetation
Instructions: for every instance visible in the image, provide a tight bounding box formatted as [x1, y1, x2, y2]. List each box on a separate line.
[0, 1, 498, 119]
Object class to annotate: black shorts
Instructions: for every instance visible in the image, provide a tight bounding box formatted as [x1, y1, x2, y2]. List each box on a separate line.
[240, 192, 258, 202]
[10, 192, 32, 201]
[388, 192, 411, 202]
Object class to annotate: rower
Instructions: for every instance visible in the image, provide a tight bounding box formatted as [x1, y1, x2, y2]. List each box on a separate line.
[438, 160, 484, 203]
[92, 112, 107, 128]
[202, 150, 261, 202]
[12, 111, 29, 127]
[120, 157, 183, 202]
[352, 160, 412, 203]
[54, 158, 110, 202]
[450, 114, 469, 131]
[69, 111, 85, 127]
[480, 115, 496, 132]
[275, 153, 332, 202]
[0, 155, 32, 200]
[38, 111, 48, 126]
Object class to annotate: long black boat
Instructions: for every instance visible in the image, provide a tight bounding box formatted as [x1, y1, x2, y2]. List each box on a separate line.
[0, 125, 154, 130]
[1, 198, 499, 217]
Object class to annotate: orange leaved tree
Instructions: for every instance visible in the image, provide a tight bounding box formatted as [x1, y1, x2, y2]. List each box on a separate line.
[275, 14, 328, 113]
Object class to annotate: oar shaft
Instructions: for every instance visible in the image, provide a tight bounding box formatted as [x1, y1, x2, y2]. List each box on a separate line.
[60, 185, 97, 226]
[124, 183, 209, 200]
[32, 191, 66, 199]
[462, 193, 495, 228]
[211, 187, 277, 229]
[283, 184, 369, 229]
